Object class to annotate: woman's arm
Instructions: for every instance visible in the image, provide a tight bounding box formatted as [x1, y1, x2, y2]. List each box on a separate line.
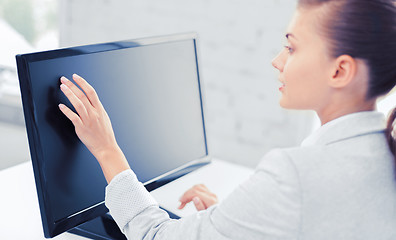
[105, 149, 301, 239]
[58, 74, 130, 183]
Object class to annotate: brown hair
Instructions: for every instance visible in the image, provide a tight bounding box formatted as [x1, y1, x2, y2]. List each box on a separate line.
[387, 108, 396, 156]
[297, 0, 396, 160]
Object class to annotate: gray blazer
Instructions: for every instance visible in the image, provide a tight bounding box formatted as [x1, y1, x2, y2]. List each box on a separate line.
[105, 111, 396, 240]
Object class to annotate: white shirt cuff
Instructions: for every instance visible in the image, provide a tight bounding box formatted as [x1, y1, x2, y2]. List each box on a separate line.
[105, 169, 158, 231]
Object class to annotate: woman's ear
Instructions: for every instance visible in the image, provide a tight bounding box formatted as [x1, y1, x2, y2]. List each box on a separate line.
[329, 54, 357, 89]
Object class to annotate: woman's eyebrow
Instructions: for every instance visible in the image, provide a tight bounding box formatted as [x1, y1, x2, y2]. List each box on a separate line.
[286, 33, 297, 41]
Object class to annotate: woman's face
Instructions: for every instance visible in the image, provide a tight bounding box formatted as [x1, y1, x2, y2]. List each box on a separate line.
[272, 7, 335, 110]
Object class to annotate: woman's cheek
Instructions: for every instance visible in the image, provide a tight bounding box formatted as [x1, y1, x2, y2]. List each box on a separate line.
[283, 61, 295, 85]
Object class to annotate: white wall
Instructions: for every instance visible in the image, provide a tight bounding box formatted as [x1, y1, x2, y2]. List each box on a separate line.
[59, 0, 316, 168]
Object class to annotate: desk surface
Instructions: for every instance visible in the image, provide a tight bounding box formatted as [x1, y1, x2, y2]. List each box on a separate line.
[0, 159, 253, 239]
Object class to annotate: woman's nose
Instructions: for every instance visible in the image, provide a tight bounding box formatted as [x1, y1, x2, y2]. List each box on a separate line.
[271, 50, 286, 71]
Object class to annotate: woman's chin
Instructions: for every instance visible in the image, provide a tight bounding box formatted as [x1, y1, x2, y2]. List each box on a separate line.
[279, 99, 311, 110]
[279, 98, 291, 109]
[279, 98, 300, 110]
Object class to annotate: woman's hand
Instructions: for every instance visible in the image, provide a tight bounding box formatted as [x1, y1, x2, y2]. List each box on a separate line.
[178, 184, 218, 211]
[58, 74, 130, 183]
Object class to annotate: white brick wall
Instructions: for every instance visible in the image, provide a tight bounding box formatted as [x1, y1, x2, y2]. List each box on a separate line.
[59, 0, 316, 167]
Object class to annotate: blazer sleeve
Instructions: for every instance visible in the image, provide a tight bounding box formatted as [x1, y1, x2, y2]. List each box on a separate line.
[105, 149, 302, 240]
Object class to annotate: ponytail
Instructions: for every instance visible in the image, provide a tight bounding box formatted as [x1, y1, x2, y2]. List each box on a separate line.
[386, 107, 396, 161]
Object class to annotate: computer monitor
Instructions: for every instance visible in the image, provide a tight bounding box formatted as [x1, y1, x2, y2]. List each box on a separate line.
[16, 33, 210, 239]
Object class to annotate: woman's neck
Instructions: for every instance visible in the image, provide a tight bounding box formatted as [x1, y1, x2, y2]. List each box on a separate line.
[317, 99, 376, 126]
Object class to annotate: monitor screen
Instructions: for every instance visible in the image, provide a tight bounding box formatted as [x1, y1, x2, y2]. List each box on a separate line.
[16, 33, 210, 238]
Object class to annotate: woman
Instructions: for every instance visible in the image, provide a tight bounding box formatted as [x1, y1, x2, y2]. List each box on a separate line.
[58, 0, 396, 239]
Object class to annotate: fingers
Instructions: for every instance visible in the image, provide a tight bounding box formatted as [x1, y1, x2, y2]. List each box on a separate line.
[192, 197, 206, 211]
[178, 187, 198, 209]
[179, 184, 211, 203]
[178, 184, 218, 211]
[60, 76, 92, 115]
[58, 103, 82, 126]
[60, 83, 89, 122]
[178, 195, 208, 210]
[72, 74, 102, 109]
[178, 202, 187, 210]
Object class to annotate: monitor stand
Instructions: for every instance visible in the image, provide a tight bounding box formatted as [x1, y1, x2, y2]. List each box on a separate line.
[68, 208, 180, 240]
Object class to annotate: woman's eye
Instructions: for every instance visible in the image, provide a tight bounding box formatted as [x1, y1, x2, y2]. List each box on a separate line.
[284, 45, 294, 54]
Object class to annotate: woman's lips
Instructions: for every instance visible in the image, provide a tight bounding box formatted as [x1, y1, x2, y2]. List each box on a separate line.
[279, 81, 285, 91]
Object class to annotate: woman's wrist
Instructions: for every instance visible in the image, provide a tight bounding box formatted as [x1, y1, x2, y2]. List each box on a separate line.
[95, 145, 131, 183]
[94, 144, 122, 163]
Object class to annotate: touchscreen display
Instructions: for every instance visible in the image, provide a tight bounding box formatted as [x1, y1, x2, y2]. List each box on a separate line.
[25, 39, 207, 222]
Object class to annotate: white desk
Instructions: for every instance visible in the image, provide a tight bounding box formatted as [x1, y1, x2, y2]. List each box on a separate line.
[0, 159, 253, 239]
